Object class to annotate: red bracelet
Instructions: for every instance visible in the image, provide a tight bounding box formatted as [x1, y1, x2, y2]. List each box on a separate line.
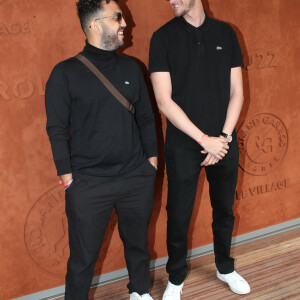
[198, 134, 208, 145]
[59, 180, 72, 187]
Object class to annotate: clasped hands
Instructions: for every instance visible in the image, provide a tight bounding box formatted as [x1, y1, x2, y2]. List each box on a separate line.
[200, 136, 229, 166]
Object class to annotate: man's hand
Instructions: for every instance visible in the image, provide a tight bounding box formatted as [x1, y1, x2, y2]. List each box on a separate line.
[148, 156, 158, 169]
[201, 136, 229, 159]
[201, 136, 230, 166]
[201, 153, 219, 166]
[60, 173, 73, 184]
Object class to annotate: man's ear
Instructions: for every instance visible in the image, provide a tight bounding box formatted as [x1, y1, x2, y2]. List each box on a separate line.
[90, 20, 101, 33]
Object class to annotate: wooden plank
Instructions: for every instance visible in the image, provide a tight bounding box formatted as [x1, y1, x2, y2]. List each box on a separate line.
[56, 228, 300, 299]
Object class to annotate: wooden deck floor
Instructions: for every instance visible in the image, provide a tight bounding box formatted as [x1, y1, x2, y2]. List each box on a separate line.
[59, 228, 300, 299]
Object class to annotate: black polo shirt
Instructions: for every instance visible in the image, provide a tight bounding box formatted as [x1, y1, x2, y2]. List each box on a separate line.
[149, 14, 243, 149]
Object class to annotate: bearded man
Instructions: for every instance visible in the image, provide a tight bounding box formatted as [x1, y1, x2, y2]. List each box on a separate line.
[45, 1, 157, 299]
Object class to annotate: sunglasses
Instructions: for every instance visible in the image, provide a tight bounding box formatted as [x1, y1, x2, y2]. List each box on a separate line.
[94, 12, 123, 24]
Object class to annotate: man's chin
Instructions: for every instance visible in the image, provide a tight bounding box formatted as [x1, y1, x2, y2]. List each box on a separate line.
[174, 10, 184, 17]
[173, 6, 188, 17]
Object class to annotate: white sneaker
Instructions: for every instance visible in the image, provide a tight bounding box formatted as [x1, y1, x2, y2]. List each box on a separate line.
[162, 281, 184, 300]
[141, 294, 154, 300]
[130, 292, 154, 300]
[217, 270, 250, 294]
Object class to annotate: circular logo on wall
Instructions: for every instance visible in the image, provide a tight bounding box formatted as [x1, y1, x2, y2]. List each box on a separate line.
[237, 113, 288, 176]
[24, 185, 122, 276]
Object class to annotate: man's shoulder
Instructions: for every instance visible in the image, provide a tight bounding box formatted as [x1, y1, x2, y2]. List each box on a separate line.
[153, 18, 179, 37]
[47, 56, 83, 85]
[52, 56, 80, 72]
[209, 17, 236, 34]
[48, 56, 81, 80]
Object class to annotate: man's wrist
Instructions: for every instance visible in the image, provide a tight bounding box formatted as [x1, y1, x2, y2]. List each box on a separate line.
[220, 132, 232, 143]
[59, 173, 73, 184]
[148, 157, 158, 169]
[198, 134, 208, 145]
[59, 179, 73, 188]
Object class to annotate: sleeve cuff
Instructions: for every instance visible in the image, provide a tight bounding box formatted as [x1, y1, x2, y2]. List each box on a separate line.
[148, 67, 170, 75]
[231, 61, 244, 68]
[54, 158, 72, 176]
[143, 142, 158, 158]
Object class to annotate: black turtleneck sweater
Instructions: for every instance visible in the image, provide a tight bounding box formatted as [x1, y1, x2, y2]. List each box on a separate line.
[45, 42, 157, 180]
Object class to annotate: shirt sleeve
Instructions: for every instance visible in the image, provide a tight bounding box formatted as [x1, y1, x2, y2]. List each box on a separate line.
[134, 66, 158, 158]
[230, 27, 244, 68]
[148, 31, 170, 74]
[45, 64, 72, 176]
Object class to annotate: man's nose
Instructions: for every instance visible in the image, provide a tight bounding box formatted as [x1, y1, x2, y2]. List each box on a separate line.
[121, 15, 126, 28]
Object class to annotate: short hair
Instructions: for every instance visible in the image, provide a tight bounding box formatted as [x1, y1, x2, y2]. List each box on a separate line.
[76, 0, 118, 34]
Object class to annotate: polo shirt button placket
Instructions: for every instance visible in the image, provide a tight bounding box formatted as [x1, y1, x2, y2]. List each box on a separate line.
[196, 30, 205, 57]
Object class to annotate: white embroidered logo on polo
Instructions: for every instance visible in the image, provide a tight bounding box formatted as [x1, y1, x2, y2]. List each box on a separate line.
[216, 46, 223, 50]
[125, 81, 130, 85]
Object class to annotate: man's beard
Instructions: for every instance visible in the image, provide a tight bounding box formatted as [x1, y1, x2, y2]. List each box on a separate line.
[174, 0, 195, 17]
[174, 9, 188, 17]
[100, 23, 123, 51]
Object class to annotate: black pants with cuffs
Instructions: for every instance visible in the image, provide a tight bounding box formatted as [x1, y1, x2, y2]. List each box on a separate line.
[64, 160, 156, 300]
[165, 137, 239, 285]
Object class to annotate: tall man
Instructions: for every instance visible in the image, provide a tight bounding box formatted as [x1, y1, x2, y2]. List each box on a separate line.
[149, 0, 250, 298]
[45, 1, 157, 299]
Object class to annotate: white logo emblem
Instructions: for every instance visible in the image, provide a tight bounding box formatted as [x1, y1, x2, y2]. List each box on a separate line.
[216, 46, 222, 50]
[125, 81, 130, 85]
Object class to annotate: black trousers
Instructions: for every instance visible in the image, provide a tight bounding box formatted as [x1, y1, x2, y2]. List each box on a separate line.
[165, 140, 239, 285]
[64, 160, 156, 300]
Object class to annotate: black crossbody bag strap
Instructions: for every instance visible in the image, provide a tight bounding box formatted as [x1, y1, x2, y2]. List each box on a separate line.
[75, 54, 135, 114]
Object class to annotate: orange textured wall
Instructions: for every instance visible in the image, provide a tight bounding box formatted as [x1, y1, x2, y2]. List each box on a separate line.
[0, 0, 299, 299]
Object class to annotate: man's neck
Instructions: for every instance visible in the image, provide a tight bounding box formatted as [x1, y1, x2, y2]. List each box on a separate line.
[87, 37, 103, 50]
[183, 1, 205, 27]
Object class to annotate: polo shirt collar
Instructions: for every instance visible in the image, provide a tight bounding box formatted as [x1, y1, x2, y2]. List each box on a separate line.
[178, 11, 211, 32]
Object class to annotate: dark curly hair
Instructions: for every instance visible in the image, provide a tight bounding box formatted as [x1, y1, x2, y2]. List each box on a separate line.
[76, 0, 118, 34]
